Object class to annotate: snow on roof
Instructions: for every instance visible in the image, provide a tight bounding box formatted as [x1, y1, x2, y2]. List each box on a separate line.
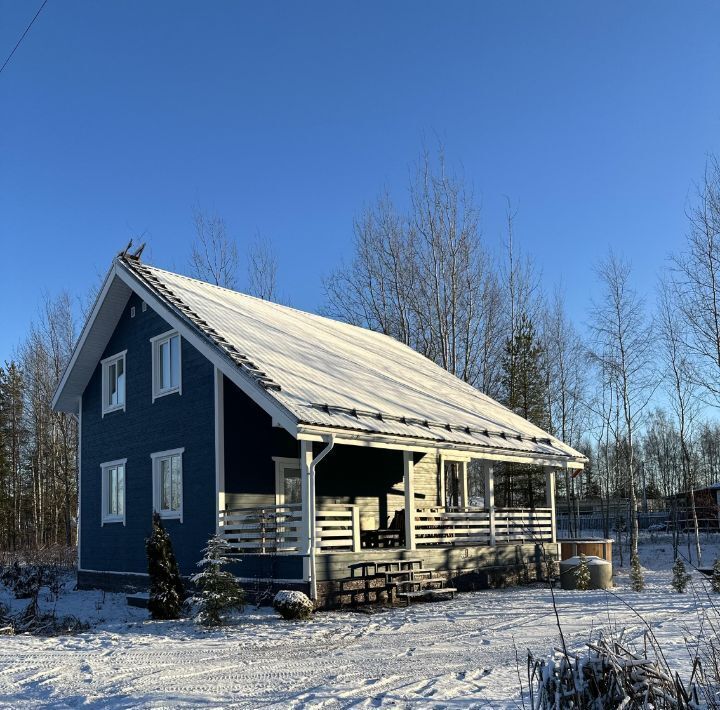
[120, 257, 584, 464]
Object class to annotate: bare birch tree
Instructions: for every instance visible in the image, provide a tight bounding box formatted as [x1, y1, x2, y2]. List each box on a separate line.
[189, 208, 239, 288]
[543, 289, 589, 536]
[325, 148, 503, 392]
[658, 277, 702, 563]
[671, 157, 720, 402]
[247, 234, 279, 301]
[589, 252, 656, 559]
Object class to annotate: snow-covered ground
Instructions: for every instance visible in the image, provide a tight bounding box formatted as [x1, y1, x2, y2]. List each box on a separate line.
[1, 536, 718, 709]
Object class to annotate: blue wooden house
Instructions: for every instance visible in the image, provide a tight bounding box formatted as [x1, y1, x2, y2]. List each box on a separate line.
[53, 252, 586, 603]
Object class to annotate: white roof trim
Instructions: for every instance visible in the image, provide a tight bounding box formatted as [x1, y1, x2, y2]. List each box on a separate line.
[296, 426, 584, 467]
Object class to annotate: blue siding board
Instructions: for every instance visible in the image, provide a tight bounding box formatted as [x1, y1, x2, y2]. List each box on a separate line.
[81, 293, 215, 576]
[223, 374, 298, 497]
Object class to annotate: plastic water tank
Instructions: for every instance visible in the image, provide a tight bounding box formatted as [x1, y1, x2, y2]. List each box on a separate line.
[559, 555, 613, 590]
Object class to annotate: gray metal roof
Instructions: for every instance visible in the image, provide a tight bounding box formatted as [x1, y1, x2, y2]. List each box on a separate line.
[114, 258, 586, 464]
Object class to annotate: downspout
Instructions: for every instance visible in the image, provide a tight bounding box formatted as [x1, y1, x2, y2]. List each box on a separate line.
[308, 435, 335, 601]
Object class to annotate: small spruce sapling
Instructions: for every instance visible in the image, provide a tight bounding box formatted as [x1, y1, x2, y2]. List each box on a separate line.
[574, 554, 591, 591]
[146, 512, 185, 620]
[192, 534, 245, 626]
[630, 553, 644, 592]
[671, 557, 691, 593]
[711, 558, 720, 594]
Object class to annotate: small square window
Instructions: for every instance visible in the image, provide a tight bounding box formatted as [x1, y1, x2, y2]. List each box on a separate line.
[101, 459, 126, 525]
[101, 351, 126, 416]
[130, 306, 136, 318]
[151, 449, 184, 521]
[151, 331, 181, 401]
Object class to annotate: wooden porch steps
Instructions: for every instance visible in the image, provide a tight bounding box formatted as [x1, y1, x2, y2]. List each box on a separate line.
[327, 558, 457, 607]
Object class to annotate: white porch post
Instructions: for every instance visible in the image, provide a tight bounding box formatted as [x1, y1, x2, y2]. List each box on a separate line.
[545, 466, 557, 544]
[300, 440, 313, 582]
[403, 451, 416, 550]
[483, 462, 496, 546]
[460, 461, 469, 509]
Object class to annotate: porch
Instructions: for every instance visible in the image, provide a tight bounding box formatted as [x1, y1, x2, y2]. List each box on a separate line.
[217, 503, 556, 555]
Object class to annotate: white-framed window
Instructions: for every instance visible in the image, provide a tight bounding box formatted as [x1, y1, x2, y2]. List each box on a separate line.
[151, 448, 184, 521]
[100, 458, 126, 525]
[101, 351, 127, 416]
[151, 330, 181, 401]
[273, 457, 302, 506]
[439, 454, 470, 510]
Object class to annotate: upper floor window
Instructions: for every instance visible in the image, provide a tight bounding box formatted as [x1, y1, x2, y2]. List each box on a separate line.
[151, 448, 184, 521]
[151, 331, 181, 401]
[101, 351, 126, 416]
[101, 458, 126, 525]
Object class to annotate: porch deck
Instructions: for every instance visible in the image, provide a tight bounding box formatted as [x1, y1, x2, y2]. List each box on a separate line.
[313, 541, 557, 584]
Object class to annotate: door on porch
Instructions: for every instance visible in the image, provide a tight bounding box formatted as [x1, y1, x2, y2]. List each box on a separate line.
[275, 458, 302, 505]
[442, 458, 468, 509]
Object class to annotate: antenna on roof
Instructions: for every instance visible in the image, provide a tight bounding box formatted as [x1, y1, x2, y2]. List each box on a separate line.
[119, 239, 133, 257]
[132, 242, 146, 260]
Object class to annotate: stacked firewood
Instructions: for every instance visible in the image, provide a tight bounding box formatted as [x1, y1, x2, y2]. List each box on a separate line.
[528, 635, 705, 709]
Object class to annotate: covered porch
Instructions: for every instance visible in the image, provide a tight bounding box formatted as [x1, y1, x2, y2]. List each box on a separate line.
[217, 437, 565, 599]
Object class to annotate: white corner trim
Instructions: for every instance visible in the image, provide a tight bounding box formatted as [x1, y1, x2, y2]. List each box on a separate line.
[150, 330, 182, 403]
[214, 368, 225, 530]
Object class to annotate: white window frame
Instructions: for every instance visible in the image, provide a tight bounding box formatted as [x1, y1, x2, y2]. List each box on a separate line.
[151, 448, 184, 522]
[273, 457, 302, 506]
[151, 330, 182, 402]
[101, 350, 127, 416]
[100, 458, 127, 525]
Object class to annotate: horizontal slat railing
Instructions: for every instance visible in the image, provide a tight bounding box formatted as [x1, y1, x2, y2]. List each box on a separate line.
[219, 503, 361, 555]
[415, 507, 491, 546]
[414, 506, 553, 547]
[494, 507, 553, 543]
[315, 504, 360, 552]
[219, 504, 303, 554]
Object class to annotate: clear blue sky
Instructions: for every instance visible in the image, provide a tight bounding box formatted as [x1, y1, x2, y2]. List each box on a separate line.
[1, 1, 719, 364]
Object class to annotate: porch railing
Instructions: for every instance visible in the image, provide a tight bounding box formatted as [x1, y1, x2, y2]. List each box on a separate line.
[218, 504, 303, 554]
[414, 507, 491, 545]
[494, 507, 553, 543]
[414, 506, 553, 547]
[219, 504, 553, 554]
[218, 503, 360, 554]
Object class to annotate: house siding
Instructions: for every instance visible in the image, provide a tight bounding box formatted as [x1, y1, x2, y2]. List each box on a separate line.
[222, 376, 304, 580]
[80, 292, 215, 578]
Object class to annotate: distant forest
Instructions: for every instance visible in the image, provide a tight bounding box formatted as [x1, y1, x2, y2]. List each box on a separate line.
[2, 147, 720, 564]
